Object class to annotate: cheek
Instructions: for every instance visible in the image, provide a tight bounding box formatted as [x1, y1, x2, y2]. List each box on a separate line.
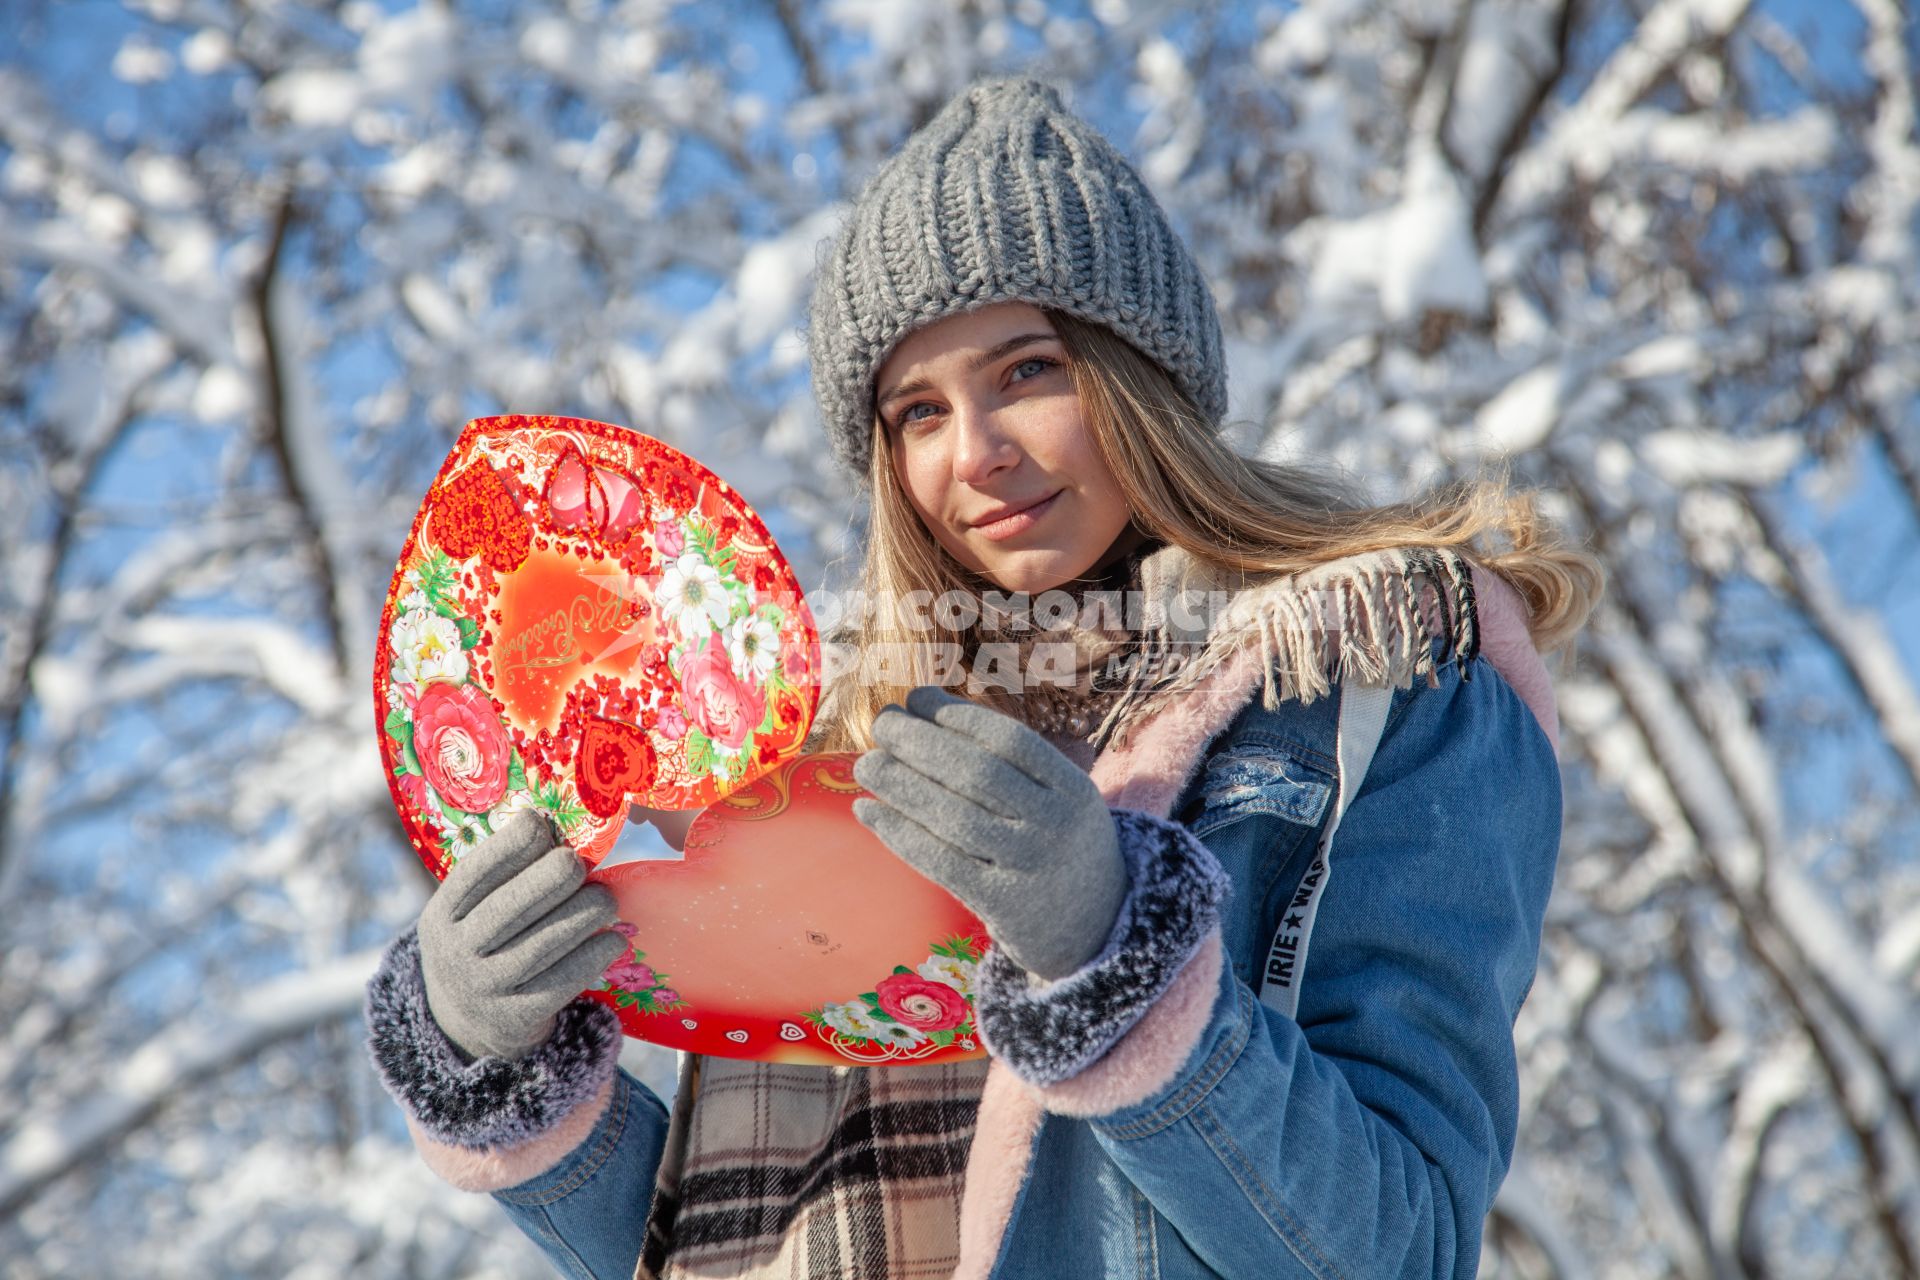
[1079, 482, 1132, 541]
[893, 445, 950, 519]
[1028, 399, 1107, 479]
[1044, 412, 1128, 519]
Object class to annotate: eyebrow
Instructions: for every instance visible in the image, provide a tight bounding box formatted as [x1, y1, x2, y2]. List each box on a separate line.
[875, 332, 1060, 413]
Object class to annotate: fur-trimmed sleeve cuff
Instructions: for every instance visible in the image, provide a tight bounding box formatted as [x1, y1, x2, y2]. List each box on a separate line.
[974, 810, 1230, 1090]
[363, 926, 623, 1155]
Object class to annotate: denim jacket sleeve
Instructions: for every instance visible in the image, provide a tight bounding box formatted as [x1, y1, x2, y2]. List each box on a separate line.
[362, 927, 670, 1280]
[487, 1065, 669, 1280]
[978, 654, 1562, 1279]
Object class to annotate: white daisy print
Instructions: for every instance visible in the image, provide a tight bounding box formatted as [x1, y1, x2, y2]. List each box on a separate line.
[869, 1019, 928, 1049]
[725, 612, 780, 684]
[657, 552, 730, 641]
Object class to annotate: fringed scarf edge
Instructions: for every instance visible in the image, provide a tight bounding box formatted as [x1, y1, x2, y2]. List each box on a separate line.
[1089, 545, 1482, 754]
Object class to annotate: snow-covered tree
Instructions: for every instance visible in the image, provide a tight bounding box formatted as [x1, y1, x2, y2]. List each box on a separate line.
[2, 2, 1914, 1275]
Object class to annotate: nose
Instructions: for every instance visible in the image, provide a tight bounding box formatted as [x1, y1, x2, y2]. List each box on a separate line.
[949, 399, 1020, 485]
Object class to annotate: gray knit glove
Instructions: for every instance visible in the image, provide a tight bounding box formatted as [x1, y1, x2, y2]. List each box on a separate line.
[418, 809, 629, 1061]
[851, 685, 1128, 981]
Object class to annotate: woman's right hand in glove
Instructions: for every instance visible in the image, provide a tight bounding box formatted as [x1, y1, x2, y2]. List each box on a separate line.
[418, 809, 629, 1061]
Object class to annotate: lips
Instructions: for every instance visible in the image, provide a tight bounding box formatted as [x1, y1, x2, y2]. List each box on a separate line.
[970, 490, 1060, 528]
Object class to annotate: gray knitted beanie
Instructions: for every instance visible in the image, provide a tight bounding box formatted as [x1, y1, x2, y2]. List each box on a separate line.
[807, 76, 1228, 482]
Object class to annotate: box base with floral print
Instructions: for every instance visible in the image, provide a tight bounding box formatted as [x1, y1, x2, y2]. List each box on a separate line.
[587, 753, 990, 1066]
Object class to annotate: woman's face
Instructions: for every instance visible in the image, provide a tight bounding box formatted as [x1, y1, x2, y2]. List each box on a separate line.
[874, 302, 1136, 595]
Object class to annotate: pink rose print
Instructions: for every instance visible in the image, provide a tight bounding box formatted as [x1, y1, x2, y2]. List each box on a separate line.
[874, 973, 970, 1032]
[610, 921, 639, 940]
[651, 988, 679, 1005]
[655, 521, 684, 557]
[412, 681, 512, 812]
[657, 704, 688, 741]
[604, 957, 657, 992]
[680, 632, 767, 750]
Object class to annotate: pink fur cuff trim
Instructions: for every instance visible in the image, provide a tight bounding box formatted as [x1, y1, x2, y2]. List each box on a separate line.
[1032, 930, 1225, 1118]
[407, 1071, 616, 1193]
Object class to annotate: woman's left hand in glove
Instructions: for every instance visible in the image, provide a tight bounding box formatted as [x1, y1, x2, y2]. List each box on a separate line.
[851, 684, 1128, 981]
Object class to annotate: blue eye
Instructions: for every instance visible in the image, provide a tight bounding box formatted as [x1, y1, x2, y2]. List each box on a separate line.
[888, 356, 1058, 432]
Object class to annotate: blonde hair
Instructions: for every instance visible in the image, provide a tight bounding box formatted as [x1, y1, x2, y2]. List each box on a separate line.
[805, 309, 1605, 753]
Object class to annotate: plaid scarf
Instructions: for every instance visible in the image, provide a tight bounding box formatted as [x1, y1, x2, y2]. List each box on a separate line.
[638, 1053, 993, 1280]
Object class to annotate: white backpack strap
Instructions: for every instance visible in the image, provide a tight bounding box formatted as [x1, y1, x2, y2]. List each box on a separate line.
[1257, 683, 1394, 1018]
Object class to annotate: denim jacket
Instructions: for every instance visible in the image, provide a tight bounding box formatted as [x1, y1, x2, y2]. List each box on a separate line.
[364, 545, 1564, 1280]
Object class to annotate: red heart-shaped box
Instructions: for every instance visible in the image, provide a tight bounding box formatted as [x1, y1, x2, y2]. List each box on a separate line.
[377, 415, 990, 1065]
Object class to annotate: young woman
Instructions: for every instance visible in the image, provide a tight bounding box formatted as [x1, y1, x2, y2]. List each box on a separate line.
[365, 77, 1602, 1280]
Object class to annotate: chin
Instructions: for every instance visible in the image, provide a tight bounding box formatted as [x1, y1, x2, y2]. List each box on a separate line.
[978, 553, 1085, 596]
